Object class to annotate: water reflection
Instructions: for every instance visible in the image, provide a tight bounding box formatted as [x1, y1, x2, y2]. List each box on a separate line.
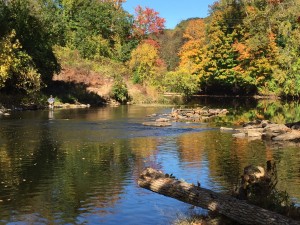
[0, 101, 299, 224]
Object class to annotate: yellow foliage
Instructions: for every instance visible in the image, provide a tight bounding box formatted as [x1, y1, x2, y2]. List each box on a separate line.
[129, 42, 166, 85]
[0, 30, 19, 87]
[0, 30, 41, 92]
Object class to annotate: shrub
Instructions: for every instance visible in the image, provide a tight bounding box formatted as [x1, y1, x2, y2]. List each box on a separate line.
[110, 79, 130, 103]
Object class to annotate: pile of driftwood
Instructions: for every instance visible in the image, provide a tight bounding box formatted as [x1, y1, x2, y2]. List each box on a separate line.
[138, 162, 300, 225]
[221, 120, 300, 142]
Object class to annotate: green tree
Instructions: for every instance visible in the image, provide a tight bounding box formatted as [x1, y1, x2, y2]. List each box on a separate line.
[1, 0, 60, 87]
[200, 0, 245, 94]
[61, 0, 133, 61]
[155, 19, 194, 71]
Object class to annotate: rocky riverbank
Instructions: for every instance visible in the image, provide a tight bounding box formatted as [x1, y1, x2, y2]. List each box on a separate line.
[222, 120, 300, 142]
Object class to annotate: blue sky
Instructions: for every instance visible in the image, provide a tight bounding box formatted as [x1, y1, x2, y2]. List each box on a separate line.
[123, 0, 217, 29]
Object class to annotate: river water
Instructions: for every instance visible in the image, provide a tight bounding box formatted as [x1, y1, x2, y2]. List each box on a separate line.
[0, 100, 299, 224]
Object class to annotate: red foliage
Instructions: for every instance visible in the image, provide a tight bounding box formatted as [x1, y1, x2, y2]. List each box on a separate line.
[267, 0, 283, 5]
[133, 5, 165, 37]
[143, 39, 160, 49]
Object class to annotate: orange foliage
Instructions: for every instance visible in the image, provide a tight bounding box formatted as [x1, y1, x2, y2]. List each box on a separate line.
[232, 41, 251, 60]
[178, 19, 206, 74]
[245, 6, 256, 14]
[267, 32, 279, 58]
[142, 38, 160, 49]
[183, 19, 206, 41]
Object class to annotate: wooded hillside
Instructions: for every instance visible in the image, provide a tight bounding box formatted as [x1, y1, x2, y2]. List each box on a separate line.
[1, 0, 300, 104]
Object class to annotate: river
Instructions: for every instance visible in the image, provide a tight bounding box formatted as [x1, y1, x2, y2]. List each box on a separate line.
[0, 99, 299, 224]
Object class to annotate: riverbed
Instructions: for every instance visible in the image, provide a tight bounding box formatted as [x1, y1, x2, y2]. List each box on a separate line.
[0, 102, 299, 224]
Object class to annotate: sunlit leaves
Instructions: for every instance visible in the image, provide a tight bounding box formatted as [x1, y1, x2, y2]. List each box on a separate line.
[128, 40, 166, 85]
[132, 5, 165, 38]
[163, 69, 200, 96]
[0, 30, 41, 93]
[178, 19, 206, 76]
[100, 0, 127, 9]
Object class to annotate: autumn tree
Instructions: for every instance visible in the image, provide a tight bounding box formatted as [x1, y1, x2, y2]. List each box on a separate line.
[178, 18, 206, 76]
[0, 30, 41, 93]
[270, 0, 300, 96]
[0, 0, 59, 92]
[59, 0, 133, 61]
[198, 0, 249, 94]
[132, 5, 165, 39]
[229, 0, 300, 96]
[128, 40, 166, 86]
[161, 19, 206, 96]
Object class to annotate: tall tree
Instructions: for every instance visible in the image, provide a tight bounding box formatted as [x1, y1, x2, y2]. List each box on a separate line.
[0, 0, 60, 92]
[200, 0, 244, 94]
[231, 0, 300, 96]
[178, 18, 206, 75]
[60, 0, 133, 61]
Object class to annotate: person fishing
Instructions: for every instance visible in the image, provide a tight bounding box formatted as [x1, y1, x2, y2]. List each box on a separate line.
[47, 95, 55, 109]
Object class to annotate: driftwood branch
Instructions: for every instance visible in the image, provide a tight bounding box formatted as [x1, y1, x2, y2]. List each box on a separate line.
[138, 168, 300, 225]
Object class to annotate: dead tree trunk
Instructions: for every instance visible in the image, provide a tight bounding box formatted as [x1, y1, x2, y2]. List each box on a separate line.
[138, 168, 300, 225]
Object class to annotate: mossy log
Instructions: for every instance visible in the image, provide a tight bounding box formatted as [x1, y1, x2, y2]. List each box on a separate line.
[138, 168, 300, 225]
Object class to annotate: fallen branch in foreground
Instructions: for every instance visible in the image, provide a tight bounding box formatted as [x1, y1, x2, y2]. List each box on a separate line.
[138, 168, 300, 225]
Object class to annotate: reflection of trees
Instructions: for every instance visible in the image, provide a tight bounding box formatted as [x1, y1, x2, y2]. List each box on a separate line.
[177, 133, 205, 168]
[0, 118, 64, 221]
[45, 140, 133, 221]
[51, 105, 168, 122]
[214, 100, 300, 126]
[271, 147, 300, 201]
[129, 137, 160, 177]
[0, 117, 135, 223]
[0, 120, 61, 196]
[180, 130, 300, 202]
[130, 137, 158, 158]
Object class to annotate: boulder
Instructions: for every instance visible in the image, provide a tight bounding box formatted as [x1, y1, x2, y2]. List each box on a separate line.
[272, 130, 300, 141]
[233, 132, 246, 138]
[247, 130, 262, 137]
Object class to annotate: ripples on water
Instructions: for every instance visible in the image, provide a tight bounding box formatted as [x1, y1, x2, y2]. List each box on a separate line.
[0, 105, 299, 224]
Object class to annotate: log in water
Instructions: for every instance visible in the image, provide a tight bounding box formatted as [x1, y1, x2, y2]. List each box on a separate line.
[138, 168, 300, 225]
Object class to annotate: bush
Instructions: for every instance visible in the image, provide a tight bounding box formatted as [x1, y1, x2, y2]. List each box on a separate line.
[110, 79, 130, 103]
[163, 70, 200, 97]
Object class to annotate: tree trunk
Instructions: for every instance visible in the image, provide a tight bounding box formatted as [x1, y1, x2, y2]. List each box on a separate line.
[138, 168, 300, 225]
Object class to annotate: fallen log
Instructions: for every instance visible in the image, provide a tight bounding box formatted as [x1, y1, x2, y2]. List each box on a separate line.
[138, 168, 300, 225]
